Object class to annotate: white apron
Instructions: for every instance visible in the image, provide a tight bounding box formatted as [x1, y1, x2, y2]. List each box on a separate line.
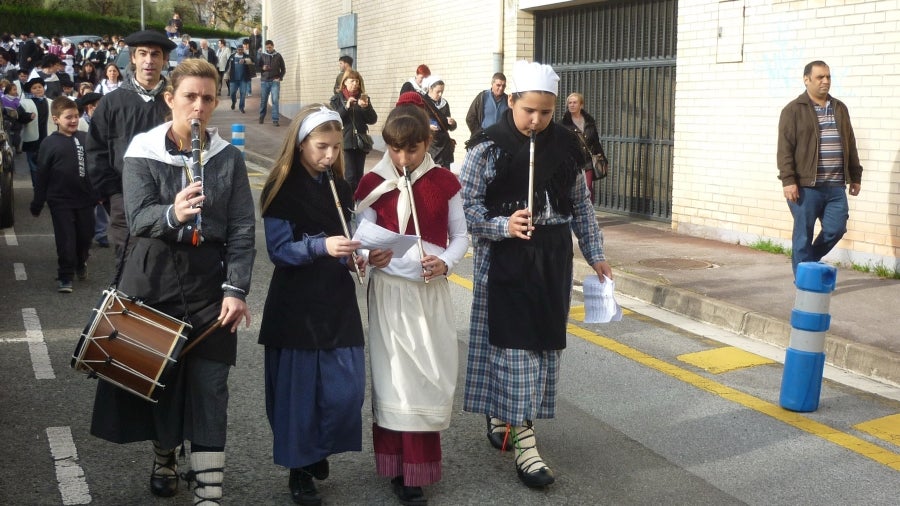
[368, 270, 458, 432]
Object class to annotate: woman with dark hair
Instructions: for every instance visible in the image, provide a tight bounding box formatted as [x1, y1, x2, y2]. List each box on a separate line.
[330, 69, 377, 194]
[355, 91, 468, 506]
[560, 92, 608, 202]
[258, 103, 366, 506]
[75, 61, 98, 87]
[94, 63, 122, 95]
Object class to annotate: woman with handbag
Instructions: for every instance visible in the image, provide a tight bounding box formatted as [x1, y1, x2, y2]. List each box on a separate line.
[330, 69, 377, 194]
[560, 92, 608, 202]
[88, 59, 255, 505]
[421, 75, 457, 169]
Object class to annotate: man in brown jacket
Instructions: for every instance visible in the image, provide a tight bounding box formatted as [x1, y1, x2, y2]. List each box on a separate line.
[777, 60, 862, 274]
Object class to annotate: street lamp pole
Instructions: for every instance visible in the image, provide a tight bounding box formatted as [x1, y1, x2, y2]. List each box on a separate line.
[141, 0, 145, 30]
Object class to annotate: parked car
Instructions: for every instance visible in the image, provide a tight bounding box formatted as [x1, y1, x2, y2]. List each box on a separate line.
[0, 108, 15, 229]
[64, 35, 102, 47]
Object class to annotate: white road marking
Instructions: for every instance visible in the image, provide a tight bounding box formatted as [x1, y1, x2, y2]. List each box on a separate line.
[46, 426, 91, 505]
[21, 308, 55, 379]
[14, 262, 26, 280]
[3, 228, 17, 245]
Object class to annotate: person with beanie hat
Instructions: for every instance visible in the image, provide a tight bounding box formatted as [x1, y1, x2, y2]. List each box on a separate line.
[460, 60, 612, 489]
[85, 29, 176, 257]
[400, 64, 431, 95]
[354, 91, 468, 505]
[20, 76, 54, 185]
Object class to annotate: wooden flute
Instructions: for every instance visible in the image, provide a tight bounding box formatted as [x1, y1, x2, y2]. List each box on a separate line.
[325, 167, 364, 284]
[402, 166, 429, 283]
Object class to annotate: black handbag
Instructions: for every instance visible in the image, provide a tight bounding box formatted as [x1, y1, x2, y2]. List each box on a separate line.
[355, 132, 374, 153]
[575, 131, 608, 180]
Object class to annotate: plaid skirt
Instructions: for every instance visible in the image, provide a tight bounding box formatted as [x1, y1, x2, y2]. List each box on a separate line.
[463, 235, 563, 424]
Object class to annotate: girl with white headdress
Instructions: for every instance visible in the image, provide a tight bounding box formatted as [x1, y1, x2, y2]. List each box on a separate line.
[460, 60, 613, 489]
[355, 91, 468, 505]
[258, 103, 367, 506]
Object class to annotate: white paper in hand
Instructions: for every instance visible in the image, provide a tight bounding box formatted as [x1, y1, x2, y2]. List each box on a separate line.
[583, 274, 622, 323]
[352, 220, 420, 257]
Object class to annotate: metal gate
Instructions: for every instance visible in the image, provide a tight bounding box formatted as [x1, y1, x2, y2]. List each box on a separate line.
[535, 0, 677, 220]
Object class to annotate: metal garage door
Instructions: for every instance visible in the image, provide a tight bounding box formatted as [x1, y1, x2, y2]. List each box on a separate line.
[536, 0, 677, 220]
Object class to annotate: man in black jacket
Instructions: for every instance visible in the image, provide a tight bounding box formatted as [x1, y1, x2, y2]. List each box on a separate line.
[85, 30, 176, 256]
[257, 40, 286, 126]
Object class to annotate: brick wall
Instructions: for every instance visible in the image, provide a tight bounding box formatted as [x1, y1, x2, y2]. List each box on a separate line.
[264, 1, 535, 171]
[674, 0, 900, 269]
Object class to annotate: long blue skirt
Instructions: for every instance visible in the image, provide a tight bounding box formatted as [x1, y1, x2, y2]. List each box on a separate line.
[264, 346, 366, 468]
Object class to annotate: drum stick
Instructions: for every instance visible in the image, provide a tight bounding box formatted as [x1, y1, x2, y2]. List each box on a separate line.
[527, 129, 535, 237]
[179, 319, 222, 357]
[403, 166, 429, 283]
[325, 167, 364, 284]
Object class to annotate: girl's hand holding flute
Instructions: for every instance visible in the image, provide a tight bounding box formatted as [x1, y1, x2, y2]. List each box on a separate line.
[325, 236, 362, 259]
[421, 255, 448, 281]
[507, 208, 533, 239]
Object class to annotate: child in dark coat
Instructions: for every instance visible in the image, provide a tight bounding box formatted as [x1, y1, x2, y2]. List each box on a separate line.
[30, 96, 95, 292]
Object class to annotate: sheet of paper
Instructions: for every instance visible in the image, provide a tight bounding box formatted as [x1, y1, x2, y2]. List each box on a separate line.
[352, 220, 420, 257]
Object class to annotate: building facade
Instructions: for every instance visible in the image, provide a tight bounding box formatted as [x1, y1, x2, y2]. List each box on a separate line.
[261, 0, 900, 270]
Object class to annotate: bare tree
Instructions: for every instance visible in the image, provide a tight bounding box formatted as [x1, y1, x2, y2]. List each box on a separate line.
[208, 0, 248, 31]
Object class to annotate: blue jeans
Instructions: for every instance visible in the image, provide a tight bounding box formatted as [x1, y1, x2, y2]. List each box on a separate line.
[259, 80, 280, 122]
[787, 185, 849, 274]
[229, 80, 247, 111]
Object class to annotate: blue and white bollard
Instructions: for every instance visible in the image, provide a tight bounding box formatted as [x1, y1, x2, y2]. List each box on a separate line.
[779, 262, 837, 412]
[231, 123, 245, 157]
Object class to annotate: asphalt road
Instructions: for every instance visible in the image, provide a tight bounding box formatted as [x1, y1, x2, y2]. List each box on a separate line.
[2, 155, 900, 505]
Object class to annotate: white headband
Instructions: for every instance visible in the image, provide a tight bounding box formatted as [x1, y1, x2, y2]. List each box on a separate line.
[297, 107, 342, 144]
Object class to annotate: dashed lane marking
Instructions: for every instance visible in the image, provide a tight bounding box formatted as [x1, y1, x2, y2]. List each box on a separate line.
[21, 308, 55, 379]
[46, 426, 91, 505]
[14, 262, 26, 280]
[4, 228, 18, 245]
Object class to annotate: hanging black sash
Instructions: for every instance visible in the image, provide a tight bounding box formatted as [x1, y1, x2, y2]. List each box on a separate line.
[487, 223, 572, 351]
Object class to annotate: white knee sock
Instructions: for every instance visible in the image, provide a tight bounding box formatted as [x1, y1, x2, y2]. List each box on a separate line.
[189, 451, 224, 505]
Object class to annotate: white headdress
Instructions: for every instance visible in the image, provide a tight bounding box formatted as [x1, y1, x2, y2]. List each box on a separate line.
[421, 74, 444, 90]
[508, 60, 559, 96]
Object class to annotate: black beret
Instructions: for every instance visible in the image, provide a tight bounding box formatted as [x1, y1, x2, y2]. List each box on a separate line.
[25, 76, 45, 89]
[77, 92, 103, 107]
[123, 30, 177, 51]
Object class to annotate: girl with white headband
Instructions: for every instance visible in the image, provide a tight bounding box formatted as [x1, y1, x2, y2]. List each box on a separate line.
[258, 104, 367, 506]
[460, 60, 613, 489]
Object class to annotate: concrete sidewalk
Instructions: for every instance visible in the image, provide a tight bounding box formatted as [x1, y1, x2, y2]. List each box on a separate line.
[211, 93, 900, 388]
